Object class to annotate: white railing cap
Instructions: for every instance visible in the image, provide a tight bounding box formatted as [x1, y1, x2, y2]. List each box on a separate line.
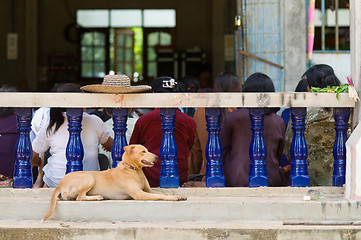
[0, 92, 356, 108]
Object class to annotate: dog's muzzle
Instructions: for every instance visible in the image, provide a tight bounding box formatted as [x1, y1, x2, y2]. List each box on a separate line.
[141, 155, 158, 166]
[141, 160, 155, 166]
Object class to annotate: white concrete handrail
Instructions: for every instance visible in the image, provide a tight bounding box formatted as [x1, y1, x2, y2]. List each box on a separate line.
[0, 92, 356, 108]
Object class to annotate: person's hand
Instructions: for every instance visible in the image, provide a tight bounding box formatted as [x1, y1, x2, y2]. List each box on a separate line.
[181, 181, 206, 188]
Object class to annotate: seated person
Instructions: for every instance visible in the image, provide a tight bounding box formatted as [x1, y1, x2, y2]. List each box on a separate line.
[98, 108, 139, 168]
[184, 71, 242, 187]
[31, 83, 113, 188]
[284, 64, 343, 186]
[129, 76, 196, 187]
[220, 73, 288, 187]
[0, 85, 17, 185]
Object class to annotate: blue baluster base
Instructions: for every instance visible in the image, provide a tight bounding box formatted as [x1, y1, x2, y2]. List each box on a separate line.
[159, 175, 179, 188]
[206, 177, 225, 187]
[290, 175, 310, 187]
[249, 176, 268, 188]
[249, 160, 268, 187]
[333, 172, 345, 187]
[12, 174, 33, 188]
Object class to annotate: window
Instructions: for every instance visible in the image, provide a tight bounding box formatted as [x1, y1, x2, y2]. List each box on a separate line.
[77, 9, 176, 82]
[143, 10, 176, 27]
[313, 0, 350, 51]
[80, 28, 109, 79]
[114, 29, 135, 77]
[143, 29, 174, 79]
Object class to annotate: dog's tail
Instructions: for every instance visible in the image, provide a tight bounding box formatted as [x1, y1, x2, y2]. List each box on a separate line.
[41, 187, 60, 223]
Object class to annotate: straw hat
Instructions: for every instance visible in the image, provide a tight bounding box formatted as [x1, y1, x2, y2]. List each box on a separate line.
[80, 74, 151, 93]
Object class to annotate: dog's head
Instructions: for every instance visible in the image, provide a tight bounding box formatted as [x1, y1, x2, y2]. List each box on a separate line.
[122, 144, 158, 169]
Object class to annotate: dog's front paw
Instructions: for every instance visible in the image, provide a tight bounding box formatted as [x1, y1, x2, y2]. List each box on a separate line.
[96, 195, 104, 201]
[177, 196, 187, 201]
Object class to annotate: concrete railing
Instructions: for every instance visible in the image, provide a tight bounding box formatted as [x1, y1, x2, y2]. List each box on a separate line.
[0, 92, 356, 189]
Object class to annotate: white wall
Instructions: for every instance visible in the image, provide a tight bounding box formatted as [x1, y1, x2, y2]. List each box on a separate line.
[312, 53, 351, 84]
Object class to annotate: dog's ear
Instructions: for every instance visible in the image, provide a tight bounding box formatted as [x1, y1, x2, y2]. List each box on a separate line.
[124, 145, 135, 153]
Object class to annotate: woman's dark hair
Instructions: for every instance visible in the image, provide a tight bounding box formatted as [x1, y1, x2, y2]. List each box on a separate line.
[182, 76, 200, 93]
[242, 72, 275, 93]
[0, 85, 17, 117]
[303, 64, 341, 88]
[295, 79, 308, 92]
[242, 73, 279, 114]
[213, 71, 242, 92]
[151, 76, 186, 93]
[47, 83, 82, 135]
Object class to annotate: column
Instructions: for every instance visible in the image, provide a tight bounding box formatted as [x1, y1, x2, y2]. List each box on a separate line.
[111, 108, 128, 168]
[159, 108, 179, 188]
[13, 108, 33, 188]
[290, 107, 310, 187]
[248, 108, 268, 187]
[205, 108, 225, 187]
[65, 108, 84, 174]
[333, 107, 351, 186]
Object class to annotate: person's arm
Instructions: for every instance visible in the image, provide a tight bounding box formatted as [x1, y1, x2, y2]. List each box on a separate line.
[101, 136, 113, 152]
[31, 151, 42, 167]
[188, 131, 203, 175]
[33, 153, 45, 188]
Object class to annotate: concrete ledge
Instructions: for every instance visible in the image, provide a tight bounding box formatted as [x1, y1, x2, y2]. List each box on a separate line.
[0, 186, 345, 198]
[1, 221, 361, 240]
[0, 187, 358, 223]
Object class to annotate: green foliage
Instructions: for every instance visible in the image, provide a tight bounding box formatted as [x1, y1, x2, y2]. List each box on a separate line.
[310, 84, 349, 100]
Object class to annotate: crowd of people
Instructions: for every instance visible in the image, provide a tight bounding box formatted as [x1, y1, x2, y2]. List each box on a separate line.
[0, 64, 347, 188]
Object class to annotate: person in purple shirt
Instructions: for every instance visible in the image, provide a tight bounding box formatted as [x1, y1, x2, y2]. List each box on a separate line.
[0, 85, 18, 179]
[220, 73, 288, 187]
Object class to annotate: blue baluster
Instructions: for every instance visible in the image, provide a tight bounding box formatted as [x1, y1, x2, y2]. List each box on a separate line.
[159, 108, 179, 188]
[248, 108, 268, 187]
[205, 108, 225, 187]
[290, 107, 310, 187]
[65, 108, 84, 174]
[111, 108, 128, 168]
[13, 108, 33, 188]
[333, 107, 351, 186]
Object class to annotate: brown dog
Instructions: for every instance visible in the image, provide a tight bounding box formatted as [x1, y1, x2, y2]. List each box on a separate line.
[42, 144, 187, 222]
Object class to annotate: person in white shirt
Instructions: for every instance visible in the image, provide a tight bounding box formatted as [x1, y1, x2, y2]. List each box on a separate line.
[31, 83, 113, 188]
